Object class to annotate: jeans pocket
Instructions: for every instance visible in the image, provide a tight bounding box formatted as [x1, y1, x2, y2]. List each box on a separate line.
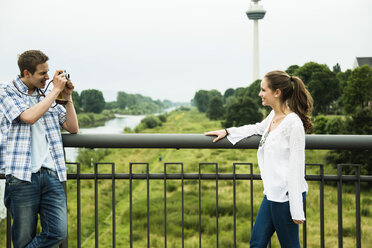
[6, 175, 28, 186]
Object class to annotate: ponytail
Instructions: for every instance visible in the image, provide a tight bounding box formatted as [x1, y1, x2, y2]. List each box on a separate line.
[264, 71, 313, 133]
[288, 76, 313, 133]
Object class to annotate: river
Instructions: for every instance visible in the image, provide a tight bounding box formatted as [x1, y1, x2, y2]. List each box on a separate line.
[64, 114, 145, 162]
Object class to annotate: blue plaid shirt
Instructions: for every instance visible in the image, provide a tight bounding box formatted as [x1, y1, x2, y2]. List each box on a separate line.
[0, 77, 67, 182]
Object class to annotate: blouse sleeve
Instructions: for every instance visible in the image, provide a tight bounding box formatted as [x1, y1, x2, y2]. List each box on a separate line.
[226, 111, 273, 145]
[287, 123, 306, 220]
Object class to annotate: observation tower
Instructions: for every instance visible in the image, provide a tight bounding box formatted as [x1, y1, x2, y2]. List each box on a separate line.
[246, 0, 266, 81]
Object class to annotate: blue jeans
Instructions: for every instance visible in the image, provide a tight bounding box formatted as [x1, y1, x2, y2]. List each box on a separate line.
[250, 193, 306, 248]
[4, 168, 67, 248]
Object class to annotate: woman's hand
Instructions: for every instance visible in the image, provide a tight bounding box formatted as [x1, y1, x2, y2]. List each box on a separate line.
[293, 219, 304, 224]
[204, 129, 228, 143]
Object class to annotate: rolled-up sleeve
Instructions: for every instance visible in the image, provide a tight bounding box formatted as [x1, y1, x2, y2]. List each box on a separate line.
[0, 88, 28, 123]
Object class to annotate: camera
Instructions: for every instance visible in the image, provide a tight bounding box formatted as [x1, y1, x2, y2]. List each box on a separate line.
[56, 70, 71, 105]
[59, 70, 70, 80]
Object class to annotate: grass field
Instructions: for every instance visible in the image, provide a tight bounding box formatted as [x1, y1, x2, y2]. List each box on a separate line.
[1, 108, 371, 247]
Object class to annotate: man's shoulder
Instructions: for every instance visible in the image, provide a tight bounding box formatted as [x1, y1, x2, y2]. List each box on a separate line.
[0, 80, 21, 97]
[0, 81, 14, 92]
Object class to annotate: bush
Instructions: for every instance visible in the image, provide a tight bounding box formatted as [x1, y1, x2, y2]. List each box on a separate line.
[76, 148, 111, 168]
[313, 115, 347, 134]
[312, 115, 328, 134]
[325, 116, 347, 134]
[141, 115, 160, 128]
[158, 114, 167, 122]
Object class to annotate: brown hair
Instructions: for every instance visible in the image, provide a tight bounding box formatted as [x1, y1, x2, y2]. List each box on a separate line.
[264, 70, 314, 133]
[17, 50, 49, 77]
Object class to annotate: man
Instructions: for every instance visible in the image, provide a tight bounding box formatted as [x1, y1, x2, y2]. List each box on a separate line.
[0, 50, 78, 248]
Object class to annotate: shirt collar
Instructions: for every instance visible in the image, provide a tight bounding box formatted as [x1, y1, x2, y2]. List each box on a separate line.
[14, 76, 29, 93]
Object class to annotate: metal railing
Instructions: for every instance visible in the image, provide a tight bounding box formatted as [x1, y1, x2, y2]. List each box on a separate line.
[1, 134, 371, 248]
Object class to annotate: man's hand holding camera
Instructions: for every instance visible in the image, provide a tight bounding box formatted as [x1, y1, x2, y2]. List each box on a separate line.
[53, 70, 74, 103]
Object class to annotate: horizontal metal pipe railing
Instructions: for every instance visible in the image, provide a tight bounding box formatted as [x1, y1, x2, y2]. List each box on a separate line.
[62, 173, 372, 182]
[62, 134, 372, 150]
[2, 134, 371, 248]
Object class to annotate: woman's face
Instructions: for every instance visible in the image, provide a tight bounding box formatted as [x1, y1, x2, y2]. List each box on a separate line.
[258, 78, 277, 107]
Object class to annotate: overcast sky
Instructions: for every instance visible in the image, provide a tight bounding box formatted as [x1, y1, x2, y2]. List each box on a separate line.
[0, 0, 371, 102]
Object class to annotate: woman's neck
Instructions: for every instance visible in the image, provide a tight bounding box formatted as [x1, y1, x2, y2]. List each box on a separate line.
[272, 102, 291, 117]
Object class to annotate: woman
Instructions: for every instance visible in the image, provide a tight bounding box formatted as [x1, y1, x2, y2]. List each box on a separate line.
[205, 70, 313, 247]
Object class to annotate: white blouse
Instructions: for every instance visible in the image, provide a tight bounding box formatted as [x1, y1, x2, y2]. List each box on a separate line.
[227, 110, 307, 220]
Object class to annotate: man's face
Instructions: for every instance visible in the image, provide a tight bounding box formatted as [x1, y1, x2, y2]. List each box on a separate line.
[26, 62, 50, 90]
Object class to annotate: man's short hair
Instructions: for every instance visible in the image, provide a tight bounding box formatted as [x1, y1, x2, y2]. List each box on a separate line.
[18, 50, 49, 77]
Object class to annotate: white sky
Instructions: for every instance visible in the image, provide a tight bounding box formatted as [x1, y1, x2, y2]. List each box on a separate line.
[0, 0, 371, 102]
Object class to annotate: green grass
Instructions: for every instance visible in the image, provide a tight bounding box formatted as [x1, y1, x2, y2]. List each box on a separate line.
[1, 108, 371, 247]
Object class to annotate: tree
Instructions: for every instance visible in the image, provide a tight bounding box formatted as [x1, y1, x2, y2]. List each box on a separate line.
[117, 91, 130, 109]
[223, 96, 262, 127]
[295, 62, 341, 115]
[80, 89, 105, 113]
[325, 107, 372, 178]
[348, 107, 372, 135]
[336, 69, 352, 90]
[223, 88, 235, 102]
[294, 62, 328, 84]
[312, 115, 328, 134]
[286, 65, 300, 75]
[71, 91, 81, 113]
[245, 79, 264, 109]
[333, 63, 341, 73]
[307, 70, 341, 114]
[193, 90, 210, 113]
[342, 65, 372, 114]
[207, 96, 225, 120]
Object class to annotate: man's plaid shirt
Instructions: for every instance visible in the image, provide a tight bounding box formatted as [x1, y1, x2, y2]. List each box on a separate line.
[0, 77, 67, 182]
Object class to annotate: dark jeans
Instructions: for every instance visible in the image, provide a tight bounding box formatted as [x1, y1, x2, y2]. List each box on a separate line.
[4, 168, 67, 248]
[250, 193, 306, 248]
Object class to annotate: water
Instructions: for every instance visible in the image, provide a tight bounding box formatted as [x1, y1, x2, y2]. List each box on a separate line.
[64, 114, 145, 162]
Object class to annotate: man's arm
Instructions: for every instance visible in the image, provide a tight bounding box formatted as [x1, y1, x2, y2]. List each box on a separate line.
[62, 94, 78, 134]
[19, 72, 66, 124]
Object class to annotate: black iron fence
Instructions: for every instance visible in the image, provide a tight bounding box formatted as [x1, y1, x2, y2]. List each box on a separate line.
[1, 134, 372, 248]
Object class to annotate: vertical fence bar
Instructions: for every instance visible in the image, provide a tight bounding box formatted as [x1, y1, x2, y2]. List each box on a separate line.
[214, 163, 220, 248]
[67, 162, 81, 248]
[129, 163, 150, 248]
[250, 163, 253, 232]
[146, 163, 150, 248]
[164, 164, 167, 248]
[164, 163, 184, 248]
[61, 182, 68, 248]
[181, 164, 184, 248]
[304, 164, 325, 248]
[233, 163, 253, 248]
[7, 209, 11, 248]
[198, 163, 219, 248]
[337, 164, 362, 248]
[320, 164, 325, 248]
[94, 163, 99, 248]
[233, 164, 237, 248]
[337, 164, 343, 248]
[77, 163, 82, 248]
[112, 163, 116, 248]
[353, 165, 362, 248]
[129, 163, 133, 248]
[355, 165, 361, 248]
[198, 164, 202, 248]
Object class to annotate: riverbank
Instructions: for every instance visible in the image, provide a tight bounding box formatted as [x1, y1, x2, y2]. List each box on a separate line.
[77, 110, 116, 128]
